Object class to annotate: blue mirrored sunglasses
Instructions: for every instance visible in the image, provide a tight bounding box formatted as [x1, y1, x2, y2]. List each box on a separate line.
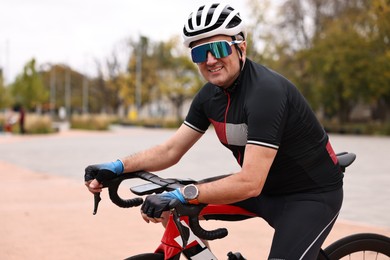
[191, 40, 243, 63]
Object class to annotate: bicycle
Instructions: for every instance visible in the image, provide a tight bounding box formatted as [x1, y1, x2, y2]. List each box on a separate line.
[91, 152, 390, 259]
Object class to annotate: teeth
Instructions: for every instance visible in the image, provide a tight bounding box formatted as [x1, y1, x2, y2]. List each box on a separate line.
[210, 67, 222, 72]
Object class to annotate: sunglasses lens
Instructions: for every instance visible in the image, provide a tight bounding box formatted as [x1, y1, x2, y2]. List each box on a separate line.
[191, 41, 232, 63]
[212, 41, 232, 59]
[191, 44, 209, 63]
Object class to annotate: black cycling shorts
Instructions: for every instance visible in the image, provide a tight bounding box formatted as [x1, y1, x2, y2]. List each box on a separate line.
[233, 188, 343, 260]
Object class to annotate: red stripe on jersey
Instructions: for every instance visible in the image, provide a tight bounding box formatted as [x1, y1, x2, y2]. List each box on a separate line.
[209, 119, 227, 144]
[326, 141, 338, 165]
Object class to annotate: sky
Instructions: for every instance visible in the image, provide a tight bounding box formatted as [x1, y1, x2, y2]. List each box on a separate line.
[0, 0, 251, 84]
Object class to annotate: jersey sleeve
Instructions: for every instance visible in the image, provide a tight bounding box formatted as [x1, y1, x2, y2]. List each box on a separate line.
[245, 75, 289, 150]
[184, 86, 211, 133]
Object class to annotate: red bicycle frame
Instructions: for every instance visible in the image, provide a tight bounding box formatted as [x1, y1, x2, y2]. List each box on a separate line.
[155, 204, 257, 259]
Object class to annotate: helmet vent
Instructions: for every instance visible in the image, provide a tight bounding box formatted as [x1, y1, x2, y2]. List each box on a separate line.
[194, 5, 205, 27]
[226, 15, 242, 29]
[187, 16, 194, 30]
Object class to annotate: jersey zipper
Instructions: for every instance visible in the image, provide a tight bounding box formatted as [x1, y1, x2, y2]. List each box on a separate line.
[223, 90, 231, 127]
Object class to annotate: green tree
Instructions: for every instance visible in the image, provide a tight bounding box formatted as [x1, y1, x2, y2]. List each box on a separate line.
[307, 24, 370, 121]
[90, 59, 116, 114]
[365, 0, 390, 120]
[156, 36, 203, 122]
[11, 58, 48, 111]
[248, 0, 390, 123]
[105, 50, 128, 117]
[303, 0, 390, 122]
[122, 35, 202, 122]
[126, 36, 159, 111]
[0, 69, 13, 109]
[40, 64, 90, 114]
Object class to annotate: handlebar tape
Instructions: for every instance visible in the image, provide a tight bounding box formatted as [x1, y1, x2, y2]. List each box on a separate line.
[105, 174, 143, 208]
[188, 215, 228, 240]
[172, 201, 229, 240]
[103, 172, 229, 240]
[108, 187, 143, 208]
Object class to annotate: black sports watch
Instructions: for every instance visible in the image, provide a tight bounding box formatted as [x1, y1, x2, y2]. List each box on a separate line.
[182, 184, 199, 204]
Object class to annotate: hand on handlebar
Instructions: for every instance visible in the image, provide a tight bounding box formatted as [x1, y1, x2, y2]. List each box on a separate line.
[141, 189, 186, 222]
[87, 170, 229, 240]
[84, 159, 124, 193]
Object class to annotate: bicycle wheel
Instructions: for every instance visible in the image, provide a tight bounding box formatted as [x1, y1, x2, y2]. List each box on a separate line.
[324, 233, 390, 259]
[124, 253, 164, 260]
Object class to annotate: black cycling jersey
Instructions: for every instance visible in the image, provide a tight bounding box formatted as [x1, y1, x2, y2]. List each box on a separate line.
[184, 58, 343, 195]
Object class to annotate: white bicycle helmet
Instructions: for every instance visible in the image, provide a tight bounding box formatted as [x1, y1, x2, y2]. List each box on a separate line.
[183, 3, 246, 48]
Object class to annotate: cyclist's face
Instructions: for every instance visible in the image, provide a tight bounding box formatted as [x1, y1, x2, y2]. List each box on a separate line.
[192, 35, 246, 89]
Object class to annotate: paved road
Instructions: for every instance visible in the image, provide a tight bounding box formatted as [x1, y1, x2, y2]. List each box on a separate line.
[1, 126, 389, 228]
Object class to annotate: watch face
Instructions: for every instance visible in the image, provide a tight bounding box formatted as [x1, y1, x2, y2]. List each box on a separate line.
[184, 185, 198, 200]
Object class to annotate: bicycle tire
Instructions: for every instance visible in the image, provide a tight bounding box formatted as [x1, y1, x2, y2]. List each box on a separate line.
[324, 233, 390, 259]
[124, 253, 164, 260]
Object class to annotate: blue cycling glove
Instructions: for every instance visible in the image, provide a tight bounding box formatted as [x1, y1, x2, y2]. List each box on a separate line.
[84, 159, 124, 183]
[141, 189, 186, 218]
[98, 160, 124, 174]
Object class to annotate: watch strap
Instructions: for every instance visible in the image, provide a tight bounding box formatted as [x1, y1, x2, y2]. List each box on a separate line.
[187, 198, 199, 205]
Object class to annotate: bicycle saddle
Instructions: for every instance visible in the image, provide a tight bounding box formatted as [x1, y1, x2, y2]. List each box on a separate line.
[336, 152, 356, 172]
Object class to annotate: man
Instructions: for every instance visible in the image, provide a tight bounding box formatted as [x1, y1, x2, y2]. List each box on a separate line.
[85, 3, 343, 259]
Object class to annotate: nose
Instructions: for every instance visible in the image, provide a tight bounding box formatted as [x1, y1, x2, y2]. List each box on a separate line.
[206, 51, 218, 64]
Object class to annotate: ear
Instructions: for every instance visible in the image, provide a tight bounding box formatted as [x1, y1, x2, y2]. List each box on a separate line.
[239, 41, 247, 61]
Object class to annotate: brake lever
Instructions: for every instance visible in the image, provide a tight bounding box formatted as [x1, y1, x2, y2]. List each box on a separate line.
[171, 207, 191, 248]
[91, 171, 186, 215]
[93, 192, 102, 215]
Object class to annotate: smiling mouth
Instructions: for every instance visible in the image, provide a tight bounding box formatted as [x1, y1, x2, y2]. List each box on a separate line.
[209, 67, 223, 73]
